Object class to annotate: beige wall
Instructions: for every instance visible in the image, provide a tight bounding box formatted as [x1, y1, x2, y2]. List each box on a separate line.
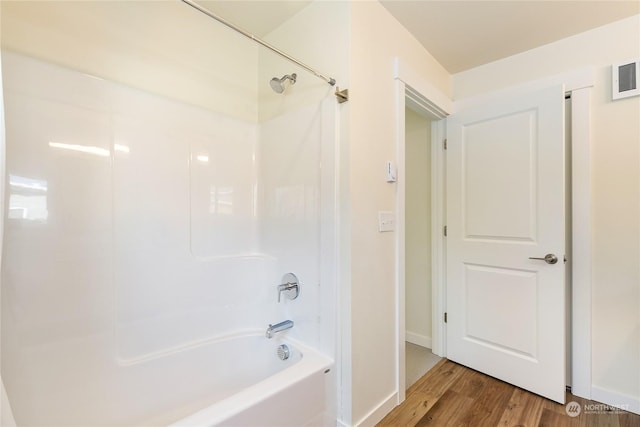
[348, 1, 450, 424]
[454, 14, 640, 404]
[405, 108, 432, 346]
[259, 1, 349, 123]
[0, 1, 259, 122]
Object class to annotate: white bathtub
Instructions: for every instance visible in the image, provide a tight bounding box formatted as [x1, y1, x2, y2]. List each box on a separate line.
[160, 332, 334, 427]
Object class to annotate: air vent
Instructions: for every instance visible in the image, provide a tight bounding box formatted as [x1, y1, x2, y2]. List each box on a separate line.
[612, 60, 639, 100]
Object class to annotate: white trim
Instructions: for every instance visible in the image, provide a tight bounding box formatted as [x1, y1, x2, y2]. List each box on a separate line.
[405, 332, 432, 349]
[570, 87, 592, 400]
[394, 58, 453, 118]
[394, 59, 450, 410]
[591, 386, 640, 416]
[394, 79, 407, 403]
[430, 120, 447, 357]
[353, 392, 398, 427]
[454, 67, 594, 110]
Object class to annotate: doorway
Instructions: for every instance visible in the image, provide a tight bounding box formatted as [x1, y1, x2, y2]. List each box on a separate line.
[404, 107, 441, 389]
[395, 62, 594, 407]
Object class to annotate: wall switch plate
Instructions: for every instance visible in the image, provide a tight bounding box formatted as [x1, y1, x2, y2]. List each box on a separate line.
[385, 161, 397, 183]
[378, 211, 395, 232]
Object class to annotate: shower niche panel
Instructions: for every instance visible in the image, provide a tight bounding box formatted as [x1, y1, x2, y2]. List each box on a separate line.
[110, 83, 274, 362]
[188, 121, 258, 259]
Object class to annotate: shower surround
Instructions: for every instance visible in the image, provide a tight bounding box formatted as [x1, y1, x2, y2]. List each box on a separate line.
[1, 39, 337, 426]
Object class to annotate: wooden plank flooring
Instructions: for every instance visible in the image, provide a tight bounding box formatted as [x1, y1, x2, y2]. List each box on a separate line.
[377, 359, 640, 427]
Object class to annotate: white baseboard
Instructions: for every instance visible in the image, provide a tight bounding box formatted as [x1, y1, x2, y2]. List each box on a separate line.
[590, 385, 640, 416]
[405, 331, 431, 349]
[354, 392, 398, 427]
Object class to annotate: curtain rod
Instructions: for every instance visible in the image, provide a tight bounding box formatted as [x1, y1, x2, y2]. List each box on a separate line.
[181, 0, 336, 87]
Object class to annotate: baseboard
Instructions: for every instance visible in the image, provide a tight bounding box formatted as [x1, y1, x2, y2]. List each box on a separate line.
[354, 391, 398, 427]
[405, 331, 432, 349]
[591, 385, 640, 416]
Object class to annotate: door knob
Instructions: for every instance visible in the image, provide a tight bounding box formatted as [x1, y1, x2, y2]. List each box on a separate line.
[528, 254, 558, 264]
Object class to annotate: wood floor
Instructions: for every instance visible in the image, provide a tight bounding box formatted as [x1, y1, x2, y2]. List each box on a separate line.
[377, 359, 640, 427]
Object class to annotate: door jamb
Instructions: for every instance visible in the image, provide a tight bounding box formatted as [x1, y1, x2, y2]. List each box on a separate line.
[394, 59, 451, 402]
[394, 59, 593, 405]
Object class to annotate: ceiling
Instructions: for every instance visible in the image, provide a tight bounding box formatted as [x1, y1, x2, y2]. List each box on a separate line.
[380, 1, 640, 73]
[195, 1, 639, 74]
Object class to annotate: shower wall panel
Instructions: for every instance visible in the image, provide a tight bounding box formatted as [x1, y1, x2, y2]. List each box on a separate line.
[108, 80, 268, 361]
[0, 51, 276, 425]
[256, 0, 346, 363]
[259, 100, 325, 349]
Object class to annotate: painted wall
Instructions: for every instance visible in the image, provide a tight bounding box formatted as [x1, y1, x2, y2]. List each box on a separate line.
[405, 108, 432, 348]
[454, 14, 640, 410]
[348, 2, 450, 424]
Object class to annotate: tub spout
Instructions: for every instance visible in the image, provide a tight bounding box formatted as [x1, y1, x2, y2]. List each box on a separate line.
[266, 320, 294, 339]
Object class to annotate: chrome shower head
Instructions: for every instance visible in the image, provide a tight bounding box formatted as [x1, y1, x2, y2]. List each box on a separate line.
[270, 73, 297, 94]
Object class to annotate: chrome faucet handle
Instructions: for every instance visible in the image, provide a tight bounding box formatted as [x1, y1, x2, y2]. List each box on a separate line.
[277, 273, 300, 303]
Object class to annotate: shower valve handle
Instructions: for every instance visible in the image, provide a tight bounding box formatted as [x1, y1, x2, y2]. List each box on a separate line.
[277, 273, 300, 303]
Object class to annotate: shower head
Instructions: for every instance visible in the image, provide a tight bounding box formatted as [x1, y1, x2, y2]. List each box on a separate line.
[269, 73, 297, 94]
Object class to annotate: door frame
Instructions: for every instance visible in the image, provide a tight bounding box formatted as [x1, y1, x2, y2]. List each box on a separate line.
[394, 58, 451, 401]
[393, 58, 594, 404]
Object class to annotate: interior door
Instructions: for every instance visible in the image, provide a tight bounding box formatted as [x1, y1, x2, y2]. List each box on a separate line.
[446, 84, 566, 403]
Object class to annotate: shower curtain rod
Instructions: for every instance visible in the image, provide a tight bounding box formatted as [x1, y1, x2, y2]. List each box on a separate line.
[181, 0, 337, 87]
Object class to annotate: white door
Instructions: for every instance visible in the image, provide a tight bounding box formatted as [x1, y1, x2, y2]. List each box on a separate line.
[446, 84, 566, 403]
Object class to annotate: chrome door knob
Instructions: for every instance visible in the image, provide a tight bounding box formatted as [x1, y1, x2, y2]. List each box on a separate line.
[528, 254, 558, 264]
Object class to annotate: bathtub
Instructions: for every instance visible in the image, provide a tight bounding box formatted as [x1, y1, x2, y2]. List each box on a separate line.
[157, 332, 334, 427]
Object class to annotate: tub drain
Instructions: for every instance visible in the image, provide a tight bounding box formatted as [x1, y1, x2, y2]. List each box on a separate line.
[277, 344, 290, 361]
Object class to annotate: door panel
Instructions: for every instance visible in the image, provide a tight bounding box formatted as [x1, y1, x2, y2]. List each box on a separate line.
[463, 110, 537, 241]
[446, 84, 566, 403]
[465, 264, 537, 357]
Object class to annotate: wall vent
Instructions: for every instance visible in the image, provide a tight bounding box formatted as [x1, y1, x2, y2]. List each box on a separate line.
[612, 59, 639, 100]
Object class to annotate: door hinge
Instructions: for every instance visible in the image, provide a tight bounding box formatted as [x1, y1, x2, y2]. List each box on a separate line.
[443, 139, 448, 150]
[443, 225, 447, 237]
[444, 312, 448, 323]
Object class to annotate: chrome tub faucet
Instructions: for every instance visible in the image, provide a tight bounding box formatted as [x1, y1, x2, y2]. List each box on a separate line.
[277, 273, 299, 303]
[266, 320, 294, 339]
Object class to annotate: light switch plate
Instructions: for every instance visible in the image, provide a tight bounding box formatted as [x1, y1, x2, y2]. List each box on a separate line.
[386, 161, 397, 182]
[378, 211, 395, 232]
